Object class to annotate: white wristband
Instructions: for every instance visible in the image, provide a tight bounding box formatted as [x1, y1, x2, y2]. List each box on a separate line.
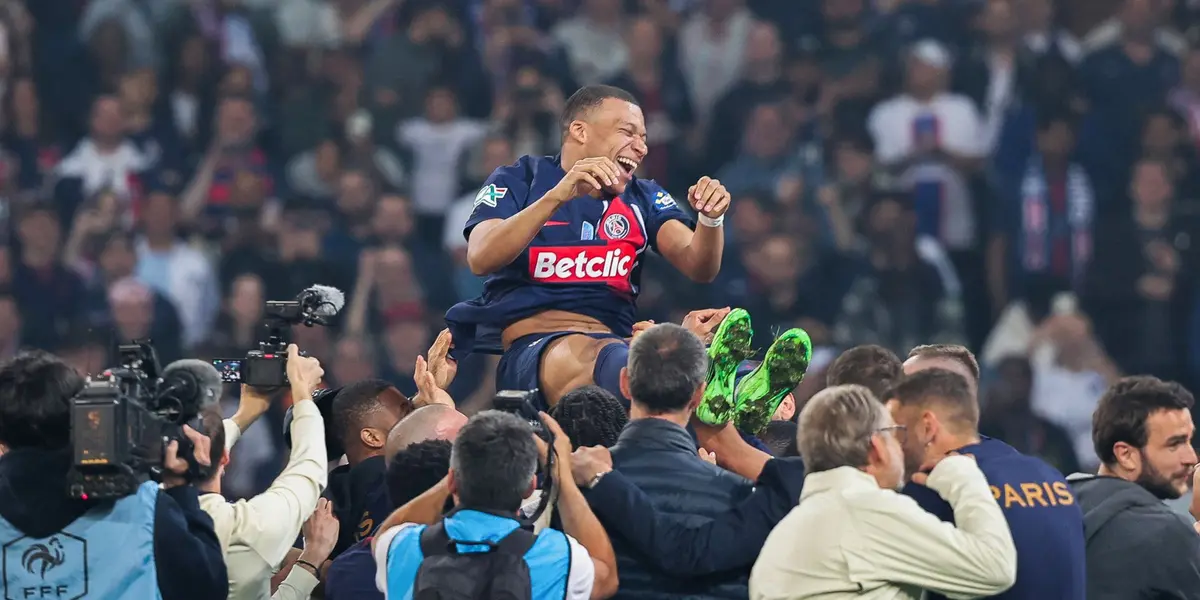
[698, 214, 724, 228]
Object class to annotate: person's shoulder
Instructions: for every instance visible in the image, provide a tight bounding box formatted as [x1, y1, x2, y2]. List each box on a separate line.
[935, 93, 980, 116]
[630, 178, 678, 209]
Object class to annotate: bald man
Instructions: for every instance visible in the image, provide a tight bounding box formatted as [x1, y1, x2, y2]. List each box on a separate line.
[904, 344, 980, 394]
[384, 405, 468, 460]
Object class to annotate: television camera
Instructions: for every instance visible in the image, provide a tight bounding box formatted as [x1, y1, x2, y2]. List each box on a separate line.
[68, 341, 221, 500]
[213, 285, 344, 387]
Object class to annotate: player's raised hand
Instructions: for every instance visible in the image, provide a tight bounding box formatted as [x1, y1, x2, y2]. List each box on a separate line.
[427, 329, 458, 390]
[688, 176, 730, 218]
[554, 157, 624, 200]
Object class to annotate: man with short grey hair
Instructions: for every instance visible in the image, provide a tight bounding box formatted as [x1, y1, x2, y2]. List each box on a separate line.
[372, 410, 619, 599]
[583, 323, 755, 598]
[750, 385, 1017, 600]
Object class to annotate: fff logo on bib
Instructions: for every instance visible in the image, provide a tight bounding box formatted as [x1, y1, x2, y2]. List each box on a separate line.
[3, 533, 89, 600]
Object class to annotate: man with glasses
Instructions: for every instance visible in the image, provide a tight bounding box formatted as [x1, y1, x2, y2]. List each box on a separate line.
[749, 384, 1016, 599]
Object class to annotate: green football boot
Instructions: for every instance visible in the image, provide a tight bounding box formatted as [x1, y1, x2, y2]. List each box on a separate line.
[732, 328, 813, 436]
[695, 308, 756, 425]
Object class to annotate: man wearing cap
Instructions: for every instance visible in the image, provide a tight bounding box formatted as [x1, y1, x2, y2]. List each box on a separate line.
[867, 39, 987, 343]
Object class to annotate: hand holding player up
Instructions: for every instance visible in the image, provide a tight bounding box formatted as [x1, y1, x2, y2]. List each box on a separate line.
[688, 176, 730, 218]
[682, 307, 732, 344]
[553, 157, 624, 200]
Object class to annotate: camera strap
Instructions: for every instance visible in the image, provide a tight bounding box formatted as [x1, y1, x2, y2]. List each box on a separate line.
[520, 442, 556, 527]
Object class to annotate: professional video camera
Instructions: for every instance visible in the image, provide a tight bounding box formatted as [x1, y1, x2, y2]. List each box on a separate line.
[68, 341, 222, 500]
[213, 284, 344, 387]
[494, 389, 555, 523]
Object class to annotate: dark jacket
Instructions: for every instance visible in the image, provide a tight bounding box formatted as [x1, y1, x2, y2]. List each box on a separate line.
[0, 448, 227, 600]
[604, 418, 754, 599]
[324, 455, 388, 558]
[583, 456, 804, 577]
[1068, 473, 1200, 600]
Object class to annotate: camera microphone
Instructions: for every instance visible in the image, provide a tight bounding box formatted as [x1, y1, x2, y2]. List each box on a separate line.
[298, 285, 345, 323]
[160, 359, 223, 419]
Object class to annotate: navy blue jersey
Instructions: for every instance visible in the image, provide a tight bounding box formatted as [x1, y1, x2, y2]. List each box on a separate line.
[904, 437, 1086, 600]
[445, 154, 694, 357]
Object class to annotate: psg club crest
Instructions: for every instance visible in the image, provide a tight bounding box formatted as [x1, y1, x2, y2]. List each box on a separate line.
[603, 214, 630, 240]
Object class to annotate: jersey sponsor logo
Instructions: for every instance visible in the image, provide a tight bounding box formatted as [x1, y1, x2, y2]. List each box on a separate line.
[474, 184, 508, 208]
[530, 246, 634, 287]
[989, 480, 1075, 509]
[653, 191, 676, 211]
[580, 222, 595, 241]
[602, 214, 630, 240]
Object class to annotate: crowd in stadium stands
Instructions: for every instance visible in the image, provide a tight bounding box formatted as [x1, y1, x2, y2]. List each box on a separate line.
[0, 0, 1198, 534]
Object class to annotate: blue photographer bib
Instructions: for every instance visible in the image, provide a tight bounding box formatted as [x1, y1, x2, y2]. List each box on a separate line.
[0, 480, 161, 600]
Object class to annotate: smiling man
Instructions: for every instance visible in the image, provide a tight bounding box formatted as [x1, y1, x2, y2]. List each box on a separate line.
[1068, 375, 1200, 599]
[445, 84, 809, 424]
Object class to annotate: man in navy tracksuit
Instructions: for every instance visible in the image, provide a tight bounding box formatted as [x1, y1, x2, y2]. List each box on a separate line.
[891, 354, 1086, 600]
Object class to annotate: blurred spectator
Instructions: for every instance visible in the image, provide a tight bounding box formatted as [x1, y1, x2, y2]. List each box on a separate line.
[135, 190, 219, 348]
[0, 289, 20, 362]
[980, 355, 1081, 474]
[707, 21, 787, 173]
[607, 16, 694, 187]
[1028, 312, 1120, 469]
[989, 110, 1094, 310]
[56, 95, 155, 208]
[11, 204, 86, 350]
[678, 0, 755, 121]
[552, 0, 629, 86]
[398, 85, 488, 244]
[445, 134, 515, 300]
[1085, 157, 1190, 380]
[2, 75, 61, 192]
[1018, 0, 1083, 63]
[834, 191, 964, 355]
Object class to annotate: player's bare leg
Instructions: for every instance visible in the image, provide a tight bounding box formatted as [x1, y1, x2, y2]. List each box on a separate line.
[538, 335, 629, 409]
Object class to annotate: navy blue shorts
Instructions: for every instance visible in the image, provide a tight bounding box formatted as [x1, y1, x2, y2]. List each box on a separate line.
[497, 332, 627, 412]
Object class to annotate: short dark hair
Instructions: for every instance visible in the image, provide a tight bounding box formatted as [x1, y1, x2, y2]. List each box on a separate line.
[887, 368, 979, 430]
[331, 379, 411, 449]
[0, 351, 86, 450]
[451, 411, 538, 512]
[199, 408, 226, 481]
[759, 420, 799, 457]
[1092, 376, 1195, 466]
[626, 324, 708, 414]
[907, 344, 981, 382]
[386, 439, 452, 508]
[549, 385, 628, 449]
[560, 84, 638, 137]
[826, 345, 903, 400]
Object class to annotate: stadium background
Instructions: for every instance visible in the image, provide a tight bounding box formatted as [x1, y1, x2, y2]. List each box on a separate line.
[0, 0, 1196, 504]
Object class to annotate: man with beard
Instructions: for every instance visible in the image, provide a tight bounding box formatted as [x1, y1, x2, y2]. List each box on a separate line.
[887, 367, 1085, 600]
[1068, 376, 1200, 599]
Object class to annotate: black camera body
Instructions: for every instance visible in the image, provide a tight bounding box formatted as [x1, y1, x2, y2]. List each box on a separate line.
[493, 389, 549, 442]
[67, 341, 212, 500]
[215, 289, 341, 387]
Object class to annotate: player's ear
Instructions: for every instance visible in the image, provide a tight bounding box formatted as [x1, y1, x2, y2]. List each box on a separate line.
[619, 367, 631, 400]
[567, 120, 588, 145]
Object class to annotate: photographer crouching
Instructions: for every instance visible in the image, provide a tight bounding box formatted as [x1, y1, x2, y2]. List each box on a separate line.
[0, 350, 227, 599]
[198, 344, 331, 600]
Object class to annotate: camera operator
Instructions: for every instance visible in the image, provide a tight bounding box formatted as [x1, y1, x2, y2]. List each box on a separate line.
[0, 350, 227, 600]
[197, 344, 330, 600]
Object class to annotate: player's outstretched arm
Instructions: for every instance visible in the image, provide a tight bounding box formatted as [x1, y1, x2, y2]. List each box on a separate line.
[656, 177, 730, 283]
[467, 158, 623, 276]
